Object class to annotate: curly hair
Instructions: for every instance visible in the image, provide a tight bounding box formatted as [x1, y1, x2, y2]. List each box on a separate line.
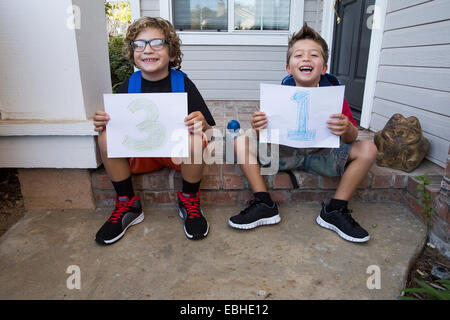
[124, 17, 183, 70]
[287, 22, 329, 65]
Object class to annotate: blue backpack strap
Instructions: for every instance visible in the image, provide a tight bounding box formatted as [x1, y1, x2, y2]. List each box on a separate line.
[128, 69, 186, 93]
[320, 73, 341, 87]
[128, 70, 142, 93]
[281, 74, 295, 86]
[170, 68, 186, 92]
[281, 73, 341, 87]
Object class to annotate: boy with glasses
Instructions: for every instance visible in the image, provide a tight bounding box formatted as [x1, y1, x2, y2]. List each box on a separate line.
[93, 17, 215, 244]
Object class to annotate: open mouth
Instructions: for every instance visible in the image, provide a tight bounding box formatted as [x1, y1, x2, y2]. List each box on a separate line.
[300, 66, 313, 74]
[142, 58, 158, 63]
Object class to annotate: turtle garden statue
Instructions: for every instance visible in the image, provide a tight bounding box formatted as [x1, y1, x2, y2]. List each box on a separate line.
[374, 113, 429, 172]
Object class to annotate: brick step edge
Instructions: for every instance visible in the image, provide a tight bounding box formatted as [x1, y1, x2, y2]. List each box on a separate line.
[93, 188, 408, 208]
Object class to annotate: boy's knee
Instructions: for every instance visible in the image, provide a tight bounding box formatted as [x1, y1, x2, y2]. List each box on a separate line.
[234, 135, 249, 154]
[187, 133, 206, 163]
[188, 132, 206, 148]
[358, 141, 378, 162]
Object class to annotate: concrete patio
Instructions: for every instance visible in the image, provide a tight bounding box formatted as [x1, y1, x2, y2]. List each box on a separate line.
[0, 201, 426, 300]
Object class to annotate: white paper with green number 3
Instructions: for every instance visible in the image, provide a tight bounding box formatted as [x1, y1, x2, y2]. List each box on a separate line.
[103, 92, 189, 158]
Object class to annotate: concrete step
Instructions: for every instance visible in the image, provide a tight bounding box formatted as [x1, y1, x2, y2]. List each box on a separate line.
[0, 202, 426, 299]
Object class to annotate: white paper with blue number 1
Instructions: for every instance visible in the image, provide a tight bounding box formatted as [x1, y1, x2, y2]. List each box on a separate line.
[259, 83, 345, 148]
[103, 92, 189, 158]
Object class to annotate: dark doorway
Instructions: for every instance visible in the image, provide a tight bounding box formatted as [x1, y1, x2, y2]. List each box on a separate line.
[331, 0, 375, 125]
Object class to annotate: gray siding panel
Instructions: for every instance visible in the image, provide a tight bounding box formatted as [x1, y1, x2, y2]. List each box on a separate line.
[181, 45, 287, 100]
[304, 0, 323, 32]
[377, 66, 450, 92]
[374, 82, 450, 116]
[387, 0, 431, 13]
[382, 20, 450, 48]
[379, 45, 450, 68]
[384, 0, 450, 30]
[370, 0, 450, 167]
[141, 0, 159, 17]
[141, 10, 159, 17]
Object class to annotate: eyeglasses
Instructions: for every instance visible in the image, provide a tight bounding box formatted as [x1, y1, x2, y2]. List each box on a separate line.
[131, 39, 167, 52]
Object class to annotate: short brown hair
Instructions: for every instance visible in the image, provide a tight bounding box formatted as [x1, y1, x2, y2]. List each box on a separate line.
[287, 22, 328, 65]
[124, 17, 183, 70]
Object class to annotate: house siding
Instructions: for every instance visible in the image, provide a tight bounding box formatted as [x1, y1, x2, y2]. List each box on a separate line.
[369, 0, 450, 167]
[141, 0, 159, 18]
[140, 0, 323, 100]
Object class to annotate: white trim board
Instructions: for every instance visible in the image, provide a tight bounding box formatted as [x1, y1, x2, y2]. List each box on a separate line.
[321, 0, 335, 68]
[0, 136, 101, 168]
[0, 120, 96, 136]
[360, 0, 387, 129]
[129, 0, 141, 21]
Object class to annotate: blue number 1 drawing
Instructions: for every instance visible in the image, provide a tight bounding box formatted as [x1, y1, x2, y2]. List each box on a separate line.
[287, 91, 316, 141]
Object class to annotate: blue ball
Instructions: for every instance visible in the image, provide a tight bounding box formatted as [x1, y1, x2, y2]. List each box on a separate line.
[227, 120, 240, 131]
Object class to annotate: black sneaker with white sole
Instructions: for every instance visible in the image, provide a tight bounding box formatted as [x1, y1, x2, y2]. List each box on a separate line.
[228, 200, 280, 230]
[177, 191, 209, 240]
[316, 202, 369, 243]
[95, 195, 144, 245]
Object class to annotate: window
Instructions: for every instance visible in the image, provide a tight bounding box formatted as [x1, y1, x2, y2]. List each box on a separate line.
[160, 0, 304, 45]
[234, 0, 290, 31]
[173, 0, 228, 31]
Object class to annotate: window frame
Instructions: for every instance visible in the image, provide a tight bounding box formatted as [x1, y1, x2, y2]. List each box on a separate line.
[159, 0, 304, 46]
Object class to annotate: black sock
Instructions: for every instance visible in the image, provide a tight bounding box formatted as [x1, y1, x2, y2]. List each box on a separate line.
[254, 192, 274, 207]
[111, 176, 135, 199]
[182, 179, 201, 196]
[326, 198, 348, 212]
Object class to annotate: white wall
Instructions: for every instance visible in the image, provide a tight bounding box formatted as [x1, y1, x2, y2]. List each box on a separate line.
[369, 0, 450, 167]
[0, 0, 85, 120]
[0, 0, 111, 168]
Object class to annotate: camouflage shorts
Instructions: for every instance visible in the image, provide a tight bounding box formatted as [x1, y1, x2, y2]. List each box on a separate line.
[256, 138, 353, 177]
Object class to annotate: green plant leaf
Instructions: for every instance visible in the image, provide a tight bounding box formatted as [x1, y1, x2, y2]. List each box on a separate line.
[397, 295, 419, 300]
[402, 288, 428, 294]
[415, 280, 448, 300]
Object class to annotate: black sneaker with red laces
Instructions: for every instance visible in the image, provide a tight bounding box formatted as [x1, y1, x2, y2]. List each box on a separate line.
[177, 191, 209, 240]
[95, 195, 144, 245]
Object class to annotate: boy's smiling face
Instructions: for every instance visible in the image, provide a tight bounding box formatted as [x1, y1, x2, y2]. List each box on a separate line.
[286, 39, 328, 87]
[133, 27, 175, 81]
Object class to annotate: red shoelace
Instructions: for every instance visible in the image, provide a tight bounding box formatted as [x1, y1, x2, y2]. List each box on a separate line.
[179, 191, 201, 219]
[108, 196, 134, 223]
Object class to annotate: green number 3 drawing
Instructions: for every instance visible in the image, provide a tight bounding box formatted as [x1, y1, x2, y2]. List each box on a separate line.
[122, 98, 167, 151]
